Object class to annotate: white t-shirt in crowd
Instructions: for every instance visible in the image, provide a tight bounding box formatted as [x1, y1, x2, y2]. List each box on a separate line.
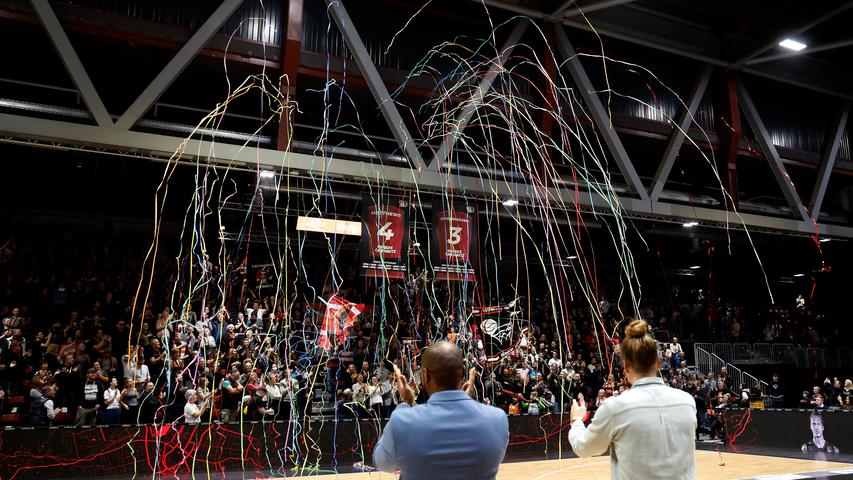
[135, 364, 151, 384]
[104, 387, 121, 409]
[368, 385, 383, 406]
[184, 402, 201, 424]
[45, 398, 56, 420]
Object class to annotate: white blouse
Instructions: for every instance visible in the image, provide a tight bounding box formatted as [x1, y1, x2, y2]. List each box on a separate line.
[569, 376, 697, 480]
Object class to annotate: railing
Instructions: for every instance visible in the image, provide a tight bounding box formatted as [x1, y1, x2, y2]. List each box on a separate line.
[713, 344, 733, 362]
[695, 346, 769, 393]
[694, 342, 852, 370]
[772, 343, 796, 363]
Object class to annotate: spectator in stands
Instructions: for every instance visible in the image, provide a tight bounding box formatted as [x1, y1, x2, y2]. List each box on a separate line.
[669, 337, 684, 369]
[799, 391, 812, 409]
[183, 389, 209, 424]
[138, 382, 161, 424]
[704, 372, 716, 395]
[248, 385, 274, 421]
[768, 373, 784, 408]
[102, 377, 122, 425]
[840, 379, 853, 406]
[76, 368, 102, 426]
[220, 370, 244, 423]
[827, 378, 843, 407]
[352, 375, 369, 417]
[590, 389, 607, 410]
[367, 376, 384, 417]
[55, 353, 82, 410]
[27, 381, 59, 426]
[811, 385, 826, 407]
[729, 317, 741, 341]
[719, 366, 733, 390]
[121, 378, 139, 423]
[547, 351, 562, 370]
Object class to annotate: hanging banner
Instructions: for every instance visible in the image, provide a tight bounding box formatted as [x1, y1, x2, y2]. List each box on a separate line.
[360, 196, 409, 279]
[431, 199, 478, 281]
[468, 299, 526, 364]
[318, 295, 365, 351]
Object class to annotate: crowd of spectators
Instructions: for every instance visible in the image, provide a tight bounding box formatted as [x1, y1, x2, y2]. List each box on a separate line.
[794, 377, 853, 411]
[0, 235, 845, 431]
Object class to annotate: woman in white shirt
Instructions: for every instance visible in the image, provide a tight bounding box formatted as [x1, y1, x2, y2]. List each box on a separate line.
[352, 374, 370, 416]
[183, 389, 209, 424]
[368, 376, 384, 417]
[569, 319, 697, 480]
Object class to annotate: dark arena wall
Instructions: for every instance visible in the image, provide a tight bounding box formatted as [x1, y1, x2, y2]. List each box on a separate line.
[0, 415, 572, 479]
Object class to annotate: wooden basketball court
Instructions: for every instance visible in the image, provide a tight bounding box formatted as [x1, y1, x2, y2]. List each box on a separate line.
[284, 450, 853, 479]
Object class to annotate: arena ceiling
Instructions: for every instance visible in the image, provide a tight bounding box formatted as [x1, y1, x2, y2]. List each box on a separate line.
[0, 0, 852, 237]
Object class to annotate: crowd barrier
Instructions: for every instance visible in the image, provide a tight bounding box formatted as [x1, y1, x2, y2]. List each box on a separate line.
[0, 415, 573, 479]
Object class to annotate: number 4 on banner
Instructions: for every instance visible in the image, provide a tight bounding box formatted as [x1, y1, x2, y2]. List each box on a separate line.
[378, 222, 395, 242]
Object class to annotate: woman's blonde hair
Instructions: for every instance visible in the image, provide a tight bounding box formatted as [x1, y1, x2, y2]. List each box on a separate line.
[621, 319, 658, 374]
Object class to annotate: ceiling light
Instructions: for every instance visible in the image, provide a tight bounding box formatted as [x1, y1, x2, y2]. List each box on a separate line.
[682, 221, 699, 228]
[412, 242, 421, 247]
[260, 170, 275, 178]
[793, 273, 805, 277]
[502, 199, 519, 207]
[689, 265, 701, 270]
[567, 255, 578, 260]
[819, 238, 831, 243]
[779, 38, 807, 51]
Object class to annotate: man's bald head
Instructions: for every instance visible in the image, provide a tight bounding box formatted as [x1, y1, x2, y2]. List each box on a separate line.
[422, 340, 466, 392]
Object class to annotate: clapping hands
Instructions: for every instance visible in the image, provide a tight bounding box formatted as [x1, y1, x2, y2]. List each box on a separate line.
[392, 364, 416, 406]
[571, 393, 587, 423]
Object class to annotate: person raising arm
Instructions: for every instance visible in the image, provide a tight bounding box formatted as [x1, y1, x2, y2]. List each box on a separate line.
[569, 319, 697, 480]
[373, 341, 508, 480]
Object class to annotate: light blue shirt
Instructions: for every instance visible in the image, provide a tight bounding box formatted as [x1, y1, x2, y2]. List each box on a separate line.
[373, 390, 509, 480]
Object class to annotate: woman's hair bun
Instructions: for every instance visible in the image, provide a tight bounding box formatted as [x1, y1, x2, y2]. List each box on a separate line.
[625, 319, 648, 339]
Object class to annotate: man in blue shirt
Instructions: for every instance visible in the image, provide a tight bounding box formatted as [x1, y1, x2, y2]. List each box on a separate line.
[373, 341, 509, 480]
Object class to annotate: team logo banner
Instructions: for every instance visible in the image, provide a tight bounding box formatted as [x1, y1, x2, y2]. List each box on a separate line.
[318, 295, 365, 350]
[360, 196, 409, 279]
[468, 299, 526, 364]
[431, 199, 478, 281]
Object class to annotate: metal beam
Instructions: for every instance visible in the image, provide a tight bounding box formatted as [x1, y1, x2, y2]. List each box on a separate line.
[809, 103, 850, 221]
[3, 112, 853, 237]
[277, 0, 303, 150]
[114, 0, 244, 130]
[712, 70, 741, 208]
[551, 0, 578, 17]
[735, 0, 853, 65]
[562, 0, 638, 19]
[744, 38, 853, 66]
[468, 0, 853, 101]
[325, 0, 426, 170]
[429, 21, 527, 170]
[30, 0, 112, 127]
[736, 76, 811, 222]
[650, 65, 713, 201]
[553, 25, 648, 200]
